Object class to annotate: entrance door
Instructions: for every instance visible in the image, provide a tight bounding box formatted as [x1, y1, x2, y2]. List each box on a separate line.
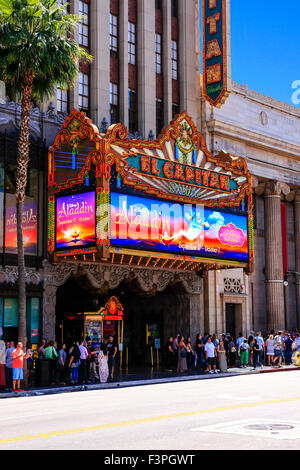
[225, 303, 236, 338]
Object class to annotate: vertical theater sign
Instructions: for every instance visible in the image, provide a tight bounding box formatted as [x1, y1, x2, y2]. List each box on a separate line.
[202, 0, 231, 107]
[45, 110, 254, 344]
[48, 110, 253, 273]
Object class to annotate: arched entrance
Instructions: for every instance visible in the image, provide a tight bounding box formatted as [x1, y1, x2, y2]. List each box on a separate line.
[43, 261, 203, 370]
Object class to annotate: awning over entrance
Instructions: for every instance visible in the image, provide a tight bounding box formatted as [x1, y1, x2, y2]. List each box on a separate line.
[48, 110, 254, 274]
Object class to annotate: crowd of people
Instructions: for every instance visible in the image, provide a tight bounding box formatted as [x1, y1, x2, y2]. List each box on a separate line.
[0, 334, 118, 392]
[1, 329, 300, 393]
[164, 330, 300, 374]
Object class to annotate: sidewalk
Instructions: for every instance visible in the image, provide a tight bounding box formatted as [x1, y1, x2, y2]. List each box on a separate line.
[1, 363, 299, 399]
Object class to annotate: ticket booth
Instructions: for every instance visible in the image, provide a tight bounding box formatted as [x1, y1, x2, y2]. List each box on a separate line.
[84, 296, 124, 364]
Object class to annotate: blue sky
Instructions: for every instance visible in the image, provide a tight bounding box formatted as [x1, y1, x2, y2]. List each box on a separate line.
[201, 0, 300, 107]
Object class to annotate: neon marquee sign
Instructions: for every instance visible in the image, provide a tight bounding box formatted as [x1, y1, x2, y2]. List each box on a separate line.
[56, 191, 96, 250]
[122, 153, 237, 193]
[110, 192, 249, 262]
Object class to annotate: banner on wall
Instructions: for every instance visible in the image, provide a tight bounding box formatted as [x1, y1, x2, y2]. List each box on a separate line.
[56, 191, 96, 250]
[202, 0, 231, 107]
[110, 192, 248, 262]
[5, 194, 37, 255]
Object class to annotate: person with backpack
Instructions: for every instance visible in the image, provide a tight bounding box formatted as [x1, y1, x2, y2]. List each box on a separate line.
[239, 338, 250, 368]
[227, 336, 236, 368]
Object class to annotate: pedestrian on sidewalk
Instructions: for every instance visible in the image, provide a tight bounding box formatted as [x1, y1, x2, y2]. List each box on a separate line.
[284, 334, 294, 365]
[252, 338, 263, 370]
[107, 335, 118, 380]
[273, 332, 284, 367]
[204, 337, 218, 374]
[45, 341, 58, 384]
[98, 344, 109, 383]
[227, 336, 236, 368]
[56, 344, 67, 385]
[195, 334, 205, 372]
[0, 339, 6, 391]
[295, 333, 300, 351]
[186, 337, 194, 371]
[5, 341, 14, 391]
[248, 336, 254, 366]
[69, 342, 80, 385]
[177, 336, 188, 373]
[78, 340, 89, 384]
[236, 332, 246, 351]
[265, 334, 275, 366]
[165, 336, 175, 372]
[37, 339, 46, 359]
[12, 342, 29, 392]
[255, 332, 265, 365]
[239, 338, 250, 368]
[87, 340, 98, 382]
[217, 338, 227, 373]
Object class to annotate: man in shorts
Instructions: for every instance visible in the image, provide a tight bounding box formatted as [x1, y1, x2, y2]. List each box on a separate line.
[12, 342, 28, 392]
[204, 337, 218, 374]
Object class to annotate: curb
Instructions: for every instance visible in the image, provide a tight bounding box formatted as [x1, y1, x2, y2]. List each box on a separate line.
[1, 365, 299, 399]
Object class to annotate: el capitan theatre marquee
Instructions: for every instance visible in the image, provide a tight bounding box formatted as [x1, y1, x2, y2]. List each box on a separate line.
[48, 110, 254, 274]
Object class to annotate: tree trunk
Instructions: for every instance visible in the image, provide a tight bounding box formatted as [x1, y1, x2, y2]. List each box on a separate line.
[16, 70, 34, 385]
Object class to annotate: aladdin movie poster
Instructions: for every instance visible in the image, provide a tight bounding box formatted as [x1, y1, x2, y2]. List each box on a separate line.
[110, 192, 248, 262]
[56, 191, 96, 250]
[5, 193, 37, 255]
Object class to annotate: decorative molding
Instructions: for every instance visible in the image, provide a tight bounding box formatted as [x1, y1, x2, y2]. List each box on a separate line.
[0, 266, 42, 285]
[42, 260, 202, 295]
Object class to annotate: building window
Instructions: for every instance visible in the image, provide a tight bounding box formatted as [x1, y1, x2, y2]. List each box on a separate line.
[57, 84, 68, 114]
[155, 0, 162, 9]
[156, 99, 163, 136]
[78, 72, 89, 114]
[172, 40, 178, 80]
[110, 14, 118, 56]
[110, 82, 119, 125]
[128, 89, 137, 133]
[79, 0, 89, 48]
[171, 0, 178, 17]
[155, 34, 162, 75]
[0, 296, 41, 344]
[128, 22, 136, 65]
[172, 103, 179, 119]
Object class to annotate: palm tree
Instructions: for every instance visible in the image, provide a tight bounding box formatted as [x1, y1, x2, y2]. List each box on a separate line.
[0, 0, 92, 352]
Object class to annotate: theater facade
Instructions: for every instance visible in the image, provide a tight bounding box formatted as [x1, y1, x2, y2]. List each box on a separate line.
[45, 110, 253, 365]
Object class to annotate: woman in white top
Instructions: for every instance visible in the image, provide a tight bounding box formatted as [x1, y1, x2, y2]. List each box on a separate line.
[265, 334, 274, 366]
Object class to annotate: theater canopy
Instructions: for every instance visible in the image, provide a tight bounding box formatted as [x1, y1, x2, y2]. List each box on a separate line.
[48, 110, 254, 274]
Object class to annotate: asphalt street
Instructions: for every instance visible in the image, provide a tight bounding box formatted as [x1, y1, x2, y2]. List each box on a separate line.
[1, 370, 300, 451]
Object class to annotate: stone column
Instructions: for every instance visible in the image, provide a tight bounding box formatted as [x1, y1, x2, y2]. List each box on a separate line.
[264, 181, 290, 331]
[119, 0, 129, 128]
[189, 293, 202, 342]
[43, 283, 57, 342]
[295, 191, 300, 327]
[137, 0, 156, 138]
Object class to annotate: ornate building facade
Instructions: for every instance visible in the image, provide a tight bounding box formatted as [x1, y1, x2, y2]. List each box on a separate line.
[0, 0, 299, 351]
[202, 81, 300, 334]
